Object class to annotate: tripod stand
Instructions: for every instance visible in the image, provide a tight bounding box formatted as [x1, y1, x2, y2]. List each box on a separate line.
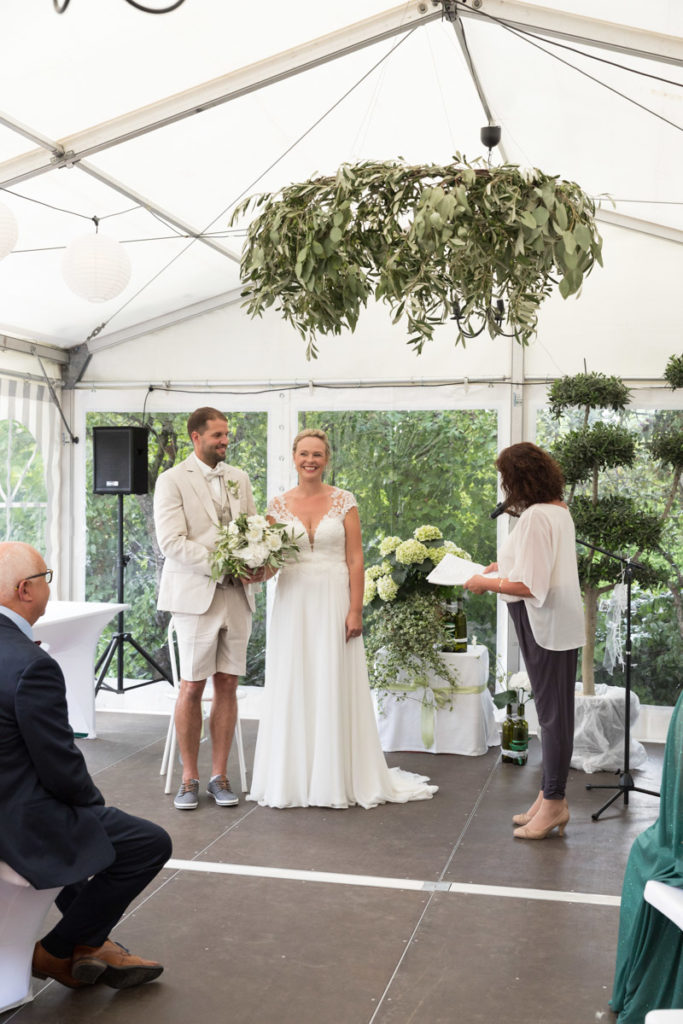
[95, 492, 172, 694]
[578, 540, 660, 820]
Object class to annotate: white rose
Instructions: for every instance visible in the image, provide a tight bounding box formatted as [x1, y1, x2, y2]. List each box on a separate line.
[249, 515, 268, 530]
[227, 521, 240, 535]
[246, 526, 264, 543]
[239, 542, 269, 568]
[265, 531, 283, 551]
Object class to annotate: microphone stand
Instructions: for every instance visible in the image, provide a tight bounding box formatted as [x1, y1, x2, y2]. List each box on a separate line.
[576, 539, 660, 820]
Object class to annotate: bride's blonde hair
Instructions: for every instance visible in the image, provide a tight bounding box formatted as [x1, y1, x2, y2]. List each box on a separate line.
[292, 428, 331, 461]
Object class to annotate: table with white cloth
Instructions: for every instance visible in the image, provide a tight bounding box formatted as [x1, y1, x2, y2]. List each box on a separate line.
[371, 644, 499, 755]
[33, 601, 128, 739]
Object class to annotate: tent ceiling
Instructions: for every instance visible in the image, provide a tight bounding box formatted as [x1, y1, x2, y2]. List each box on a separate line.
[0, 0, 681, 357]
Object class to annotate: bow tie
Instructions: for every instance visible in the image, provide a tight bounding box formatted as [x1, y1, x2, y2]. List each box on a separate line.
[206, 466, 225, 480]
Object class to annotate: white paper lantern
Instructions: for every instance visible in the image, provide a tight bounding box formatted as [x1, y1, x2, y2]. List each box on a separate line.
[0, 201, 18, 260]
[62, 232, 131, 302]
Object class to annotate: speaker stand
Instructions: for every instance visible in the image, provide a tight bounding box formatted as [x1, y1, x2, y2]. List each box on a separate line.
[95, 493, 172, 694]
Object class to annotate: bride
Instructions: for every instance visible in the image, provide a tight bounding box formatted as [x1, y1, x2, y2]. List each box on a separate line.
[247, 428, 437, 809]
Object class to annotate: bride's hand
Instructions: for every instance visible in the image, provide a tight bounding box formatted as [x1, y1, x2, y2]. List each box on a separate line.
[345, 610, 363, 643]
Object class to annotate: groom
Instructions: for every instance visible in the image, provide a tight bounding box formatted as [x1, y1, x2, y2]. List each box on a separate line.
[154, 407, 257, 811]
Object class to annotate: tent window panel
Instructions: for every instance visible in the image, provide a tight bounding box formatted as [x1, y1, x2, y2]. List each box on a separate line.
[0, 418, 47, 549]
[85, 411, 267, 686]
[297, 408, 499, 681]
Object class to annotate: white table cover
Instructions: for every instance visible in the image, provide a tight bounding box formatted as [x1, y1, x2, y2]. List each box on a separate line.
[372, 645, 499, 755]
[33, 601, 127, 738]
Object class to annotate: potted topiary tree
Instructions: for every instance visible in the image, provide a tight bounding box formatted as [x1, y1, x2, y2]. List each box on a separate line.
[547, 367, 682, 770]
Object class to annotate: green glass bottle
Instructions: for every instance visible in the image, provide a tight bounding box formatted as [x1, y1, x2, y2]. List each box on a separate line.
[502, 701, 529, 766]
[501, 703, 514, 763]
[452, 595, 467, 653]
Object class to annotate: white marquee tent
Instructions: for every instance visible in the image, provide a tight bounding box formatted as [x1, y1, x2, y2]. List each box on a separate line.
[0, 0, 681, 594]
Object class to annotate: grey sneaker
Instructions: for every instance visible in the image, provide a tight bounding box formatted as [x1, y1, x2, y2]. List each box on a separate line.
[207, 776, 239, 806]
[174, 778, 199, 810]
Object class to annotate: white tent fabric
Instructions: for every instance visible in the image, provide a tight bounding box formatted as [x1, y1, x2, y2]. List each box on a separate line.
[0, 0, 681, 371]
[0, 1, 680, 603]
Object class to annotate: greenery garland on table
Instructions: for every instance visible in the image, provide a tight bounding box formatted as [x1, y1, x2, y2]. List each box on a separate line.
[230, 154, 603, 358]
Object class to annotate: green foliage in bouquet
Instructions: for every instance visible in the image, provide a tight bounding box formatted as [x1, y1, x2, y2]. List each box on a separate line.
[211, 513, 301, 581]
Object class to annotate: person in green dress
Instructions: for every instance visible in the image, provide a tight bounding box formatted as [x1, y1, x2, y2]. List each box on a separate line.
[610, 689, 683, 1021]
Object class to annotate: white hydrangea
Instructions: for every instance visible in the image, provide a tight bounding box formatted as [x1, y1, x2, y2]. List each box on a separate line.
[379, 536, 402, 556]
[510, 671, 532, 692]
[413, 524, 442, 541]
[363, 578, 377, 605]
[394, 539, 429, 565]
[377, 575, 399, 601]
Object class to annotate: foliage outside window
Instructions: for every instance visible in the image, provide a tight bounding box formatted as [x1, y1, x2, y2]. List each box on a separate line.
[538, 391, 682, 706]
[0, 418, 47, 548]
[86, 411, 267, 685]
[297, 409, 498, 685]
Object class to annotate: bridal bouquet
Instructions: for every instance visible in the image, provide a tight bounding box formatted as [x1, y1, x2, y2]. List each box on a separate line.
[211, 513, 301, 581]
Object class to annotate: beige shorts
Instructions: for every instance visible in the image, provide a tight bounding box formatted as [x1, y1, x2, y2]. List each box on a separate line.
[173, 584, 252, 681]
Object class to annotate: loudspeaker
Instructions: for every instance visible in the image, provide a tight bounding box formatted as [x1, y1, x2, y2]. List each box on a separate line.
[93, 426, 148, 495]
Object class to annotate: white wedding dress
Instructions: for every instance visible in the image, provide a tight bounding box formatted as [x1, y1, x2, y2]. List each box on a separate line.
[247, 488, 437, 809]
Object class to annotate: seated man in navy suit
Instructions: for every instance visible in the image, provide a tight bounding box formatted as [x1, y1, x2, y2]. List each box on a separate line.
[0, 541, 172, 990]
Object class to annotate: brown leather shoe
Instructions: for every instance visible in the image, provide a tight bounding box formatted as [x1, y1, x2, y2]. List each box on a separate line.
[32, 941, 89, 989]
[72, 939, 163, 989]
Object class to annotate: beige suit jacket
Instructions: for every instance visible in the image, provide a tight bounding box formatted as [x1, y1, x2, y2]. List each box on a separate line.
[154, 455, 257, 615]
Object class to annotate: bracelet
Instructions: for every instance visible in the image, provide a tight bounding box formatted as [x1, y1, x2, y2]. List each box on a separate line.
[498, 577, 504, 593]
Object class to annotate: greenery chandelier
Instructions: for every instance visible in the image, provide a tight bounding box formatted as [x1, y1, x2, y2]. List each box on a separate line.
[232, 154, 604, 359]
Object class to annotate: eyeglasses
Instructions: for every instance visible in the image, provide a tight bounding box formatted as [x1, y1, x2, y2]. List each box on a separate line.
[15, 569, 53, 590]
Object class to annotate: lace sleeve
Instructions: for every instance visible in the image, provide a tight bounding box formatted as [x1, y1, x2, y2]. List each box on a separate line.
[330, 488, 358, 519]
[267, 495, 288, 521]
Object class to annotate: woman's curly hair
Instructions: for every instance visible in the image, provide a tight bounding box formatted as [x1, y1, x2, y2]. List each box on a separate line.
[496, 442, 565, 515]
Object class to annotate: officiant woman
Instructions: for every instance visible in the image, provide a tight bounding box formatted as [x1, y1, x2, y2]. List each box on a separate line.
[464, 442, 585, 840]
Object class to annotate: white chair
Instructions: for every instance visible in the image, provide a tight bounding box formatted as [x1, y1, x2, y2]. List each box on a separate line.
[160, 618, 248, 795]
[0, 861, 61, 1013]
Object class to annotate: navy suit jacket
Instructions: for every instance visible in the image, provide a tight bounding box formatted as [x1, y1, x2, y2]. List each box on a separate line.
[0, 614, 115, 889]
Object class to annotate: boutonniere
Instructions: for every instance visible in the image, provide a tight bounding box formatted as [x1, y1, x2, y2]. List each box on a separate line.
[226, 479, 240, 499]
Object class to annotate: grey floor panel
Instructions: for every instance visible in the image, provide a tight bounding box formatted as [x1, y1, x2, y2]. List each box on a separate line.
[2, 710, 665, 1024]
[372, 891, 620, 1024]
[15, 874, 432, 1024]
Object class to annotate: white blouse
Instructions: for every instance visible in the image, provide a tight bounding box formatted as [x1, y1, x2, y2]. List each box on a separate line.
[498, 503, 586, 652]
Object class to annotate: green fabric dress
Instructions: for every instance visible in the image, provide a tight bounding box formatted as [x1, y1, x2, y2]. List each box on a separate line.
[610, 690, 683, 1021]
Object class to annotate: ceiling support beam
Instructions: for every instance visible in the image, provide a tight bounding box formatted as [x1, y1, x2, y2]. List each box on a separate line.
[595, 208, 683, 246]
[0, 1, 679, 194]
[460, 0, 683, 66]
[0, 334, 68, 365]
[84, 288, 246, 356]
[78, 162, 241, 263]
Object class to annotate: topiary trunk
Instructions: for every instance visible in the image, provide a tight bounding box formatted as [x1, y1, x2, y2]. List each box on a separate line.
[581, 585, 599, 696]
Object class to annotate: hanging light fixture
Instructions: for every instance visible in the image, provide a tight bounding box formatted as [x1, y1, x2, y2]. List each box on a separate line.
[62, 217, 131, 303]
[0, 201, 18, 261]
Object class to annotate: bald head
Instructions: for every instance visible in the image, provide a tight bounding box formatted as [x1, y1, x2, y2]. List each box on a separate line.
[0, 542, 50, 623]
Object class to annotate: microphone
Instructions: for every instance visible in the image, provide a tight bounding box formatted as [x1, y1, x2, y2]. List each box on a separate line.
[490, 500, 510, 520]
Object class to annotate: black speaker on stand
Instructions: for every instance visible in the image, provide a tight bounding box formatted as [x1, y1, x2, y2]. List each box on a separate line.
[92, 427, 172, 694]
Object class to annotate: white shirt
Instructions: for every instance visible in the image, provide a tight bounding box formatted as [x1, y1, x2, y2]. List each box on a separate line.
[191, 451, 224, 504]
[498, 503, 586, 651]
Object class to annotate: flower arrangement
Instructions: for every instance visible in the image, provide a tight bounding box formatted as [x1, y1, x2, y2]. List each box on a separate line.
[364, 525, 471, 608]
[363, 526, 471, 694]
[493, 671, 533, 711]
[211, 513, 301, 581]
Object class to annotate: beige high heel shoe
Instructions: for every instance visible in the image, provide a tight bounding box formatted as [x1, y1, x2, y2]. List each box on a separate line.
[513, 808, 570, 840]
[512, 791, 544, 827]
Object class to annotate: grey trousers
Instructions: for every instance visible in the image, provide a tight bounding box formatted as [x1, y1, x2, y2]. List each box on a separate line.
[507, 602, 578, 800]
